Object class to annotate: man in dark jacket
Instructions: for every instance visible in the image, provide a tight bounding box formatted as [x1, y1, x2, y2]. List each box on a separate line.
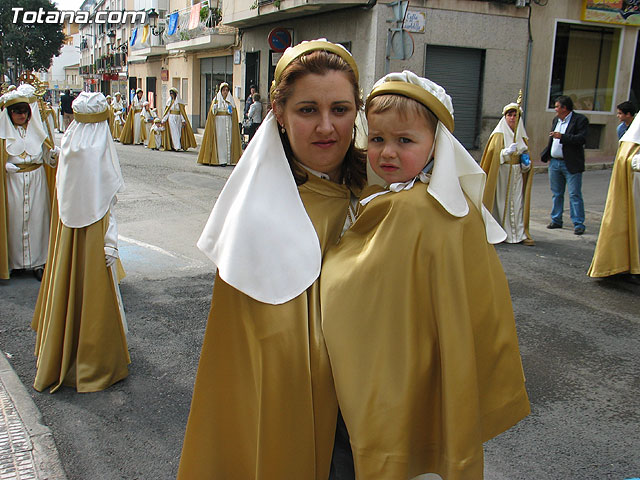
[60, 89, 75, 132]
[541, 95, 589, 235]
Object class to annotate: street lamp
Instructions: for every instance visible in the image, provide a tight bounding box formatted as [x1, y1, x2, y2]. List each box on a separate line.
[147, 8, 165, 36]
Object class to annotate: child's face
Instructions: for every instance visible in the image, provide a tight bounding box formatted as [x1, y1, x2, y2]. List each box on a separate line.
[367, 109, 435, 184]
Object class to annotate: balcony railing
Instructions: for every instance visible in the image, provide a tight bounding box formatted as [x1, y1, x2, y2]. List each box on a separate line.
[163, 1, 225, 44]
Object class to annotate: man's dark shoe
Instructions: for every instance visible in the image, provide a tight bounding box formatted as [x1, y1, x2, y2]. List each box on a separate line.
[547, 222, 562, 229]
[574, 226, 585, 235]
[33, 267, 44, 281]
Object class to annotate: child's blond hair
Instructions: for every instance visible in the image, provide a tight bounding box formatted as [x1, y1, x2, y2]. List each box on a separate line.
[366, 94, 438, 132]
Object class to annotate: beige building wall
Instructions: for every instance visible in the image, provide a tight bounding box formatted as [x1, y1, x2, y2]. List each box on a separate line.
[236, 0, 529, 157]
[527, 1, 638, 163]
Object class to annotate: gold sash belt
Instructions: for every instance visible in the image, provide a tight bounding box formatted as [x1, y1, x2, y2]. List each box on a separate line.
[74, 110, 110, 123]
[169, 110, 181, 114]
[215, 111, 231, 116]
[16, 163, 42, 173]
[134, 108, 142, 113]
[504, 158, 521, 165]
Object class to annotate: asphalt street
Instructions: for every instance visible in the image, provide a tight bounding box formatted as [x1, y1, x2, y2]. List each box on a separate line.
[1, 139, 639, 479]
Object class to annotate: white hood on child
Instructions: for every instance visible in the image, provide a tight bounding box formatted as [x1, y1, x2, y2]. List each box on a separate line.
[366, 71, 506, 244]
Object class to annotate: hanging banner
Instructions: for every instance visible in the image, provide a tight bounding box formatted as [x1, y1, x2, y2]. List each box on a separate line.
[130, 27, 138, 46]
[188, 3, 201, 30]
[168, 12, 179, 35]
[582, 0, 640, 26]
[141, 24, 150, 44]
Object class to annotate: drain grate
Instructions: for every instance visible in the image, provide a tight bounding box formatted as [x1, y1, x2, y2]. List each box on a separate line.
[0, 380, 37, 480]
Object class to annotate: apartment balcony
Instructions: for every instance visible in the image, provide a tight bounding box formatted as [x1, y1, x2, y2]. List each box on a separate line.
[224, 0, 372, 28]
[128, 20, 167, 62]
[163, 1, 236, 53]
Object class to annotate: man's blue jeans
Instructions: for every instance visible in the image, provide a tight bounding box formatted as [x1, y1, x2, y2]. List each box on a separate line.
[548, 158, 585, 228]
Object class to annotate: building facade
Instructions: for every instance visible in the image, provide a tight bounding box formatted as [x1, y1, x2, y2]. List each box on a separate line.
[76, 0, 640, 163]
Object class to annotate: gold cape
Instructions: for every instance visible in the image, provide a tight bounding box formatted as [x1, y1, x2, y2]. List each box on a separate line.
[480, 132, 534, 242]
[321, 184, 530, 479]
[106, 105, 115, 136]
[139, 114, 148, 143]
[588, 141, 640, 277]
[147, 127, 163, 150]
[178, 173, 354, 479]
[119, 106, 139, 144]
[161, 102, 197, 151]
[196, 101, 242, 166]
[31, 213, 130, 393]
[0, 137, 56, 279]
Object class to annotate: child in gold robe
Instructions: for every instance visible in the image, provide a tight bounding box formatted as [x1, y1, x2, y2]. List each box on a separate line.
[321, 71, 530, 480]
[147, 118, 164, 150]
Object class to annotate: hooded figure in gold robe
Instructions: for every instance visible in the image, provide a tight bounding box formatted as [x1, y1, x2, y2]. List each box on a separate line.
[321, 71, 530, 480]
[161, 88, 197, 151]
[111, 92, 125, 140]
[588, 115, 640, 278]
[105, 95, 115, 136]
[32, 92, 129, 393]
[0, 84, 59, 280]
[197, 82, 242, 166]
[119, 88, 144, 145]
[177, 40, 367, 479]
[480, 103, 534, 245]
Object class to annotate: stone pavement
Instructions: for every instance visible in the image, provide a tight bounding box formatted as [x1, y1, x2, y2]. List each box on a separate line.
[0, 148, 614, 480]
[0, 354, 66, 480]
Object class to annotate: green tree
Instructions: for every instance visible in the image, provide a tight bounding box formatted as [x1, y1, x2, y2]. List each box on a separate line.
[0, 0, 65, 83]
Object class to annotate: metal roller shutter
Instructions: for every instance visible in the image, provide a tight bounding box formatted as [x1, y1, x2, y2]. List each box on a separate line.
[424, 45, 484, 149]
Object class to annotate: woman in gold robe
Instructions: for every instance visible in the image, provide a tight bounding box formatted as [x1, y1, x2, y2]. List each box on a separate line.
[120, 88, 144, 145]
[588, 115, 640, 279]
[321, 71, 530, 480]
[480, 103, 534, 245]
[32, 92, 129, 393]
[177, 40, 366, 479]
[197, 82, 242, 166]
[111, 92, 125, 141]
[161, 88, 197, 151]
[105, 95, 115, 136]
[0, 85, 59, 280]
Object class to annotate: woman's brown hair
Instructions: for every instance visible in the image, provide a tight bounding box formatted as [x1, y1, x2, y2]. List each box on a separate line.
[7, 102, 32, 125]
[271, 50, 367, 189]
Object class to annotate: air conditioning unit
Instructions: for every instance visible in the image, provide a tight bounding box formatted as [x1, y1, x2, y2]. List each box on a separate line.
[515, 0, 528, 7]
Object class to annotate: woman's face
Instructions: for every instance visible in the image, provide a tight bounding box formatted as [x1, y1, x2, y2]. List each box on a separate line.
[274, 71, 357, 183]
[505, 110, 518, 131]
[221, 86, 229, 97]
[9, 105, 30, 127]
[170, 91, 176, 99]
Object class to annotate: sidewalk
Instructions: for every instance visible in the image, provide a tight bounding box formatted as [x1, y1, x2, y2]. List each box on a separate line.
[0, 354, 66, 480]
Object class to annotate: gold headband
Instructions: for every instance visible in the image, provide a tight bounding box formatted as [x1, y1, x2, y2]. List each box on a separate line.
[5, 96, 37, 108]
[73, 110, 110, 123]
[367, 81, 455, 133]
[270, 40, 359, 96]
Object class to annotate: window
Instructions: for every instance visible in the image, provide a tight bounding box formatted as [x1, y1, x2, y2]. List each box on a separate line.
[549, 22, 621, 111]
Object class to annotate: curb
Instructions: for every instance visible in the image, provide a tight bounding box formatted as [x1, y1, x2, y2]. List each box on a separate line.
[0, 354, 68, 480]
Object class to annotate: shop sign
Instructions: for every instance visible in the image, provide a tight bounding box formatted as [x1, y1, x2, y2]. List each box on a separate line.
[582, 0, 640, 26]
[404, 10, 425, 33]
[161, 69, 169, 81]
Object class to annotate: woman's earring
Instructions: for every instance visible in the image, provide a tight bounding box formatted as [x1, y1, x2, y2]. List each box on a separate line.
[280, 125, 286, 134]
